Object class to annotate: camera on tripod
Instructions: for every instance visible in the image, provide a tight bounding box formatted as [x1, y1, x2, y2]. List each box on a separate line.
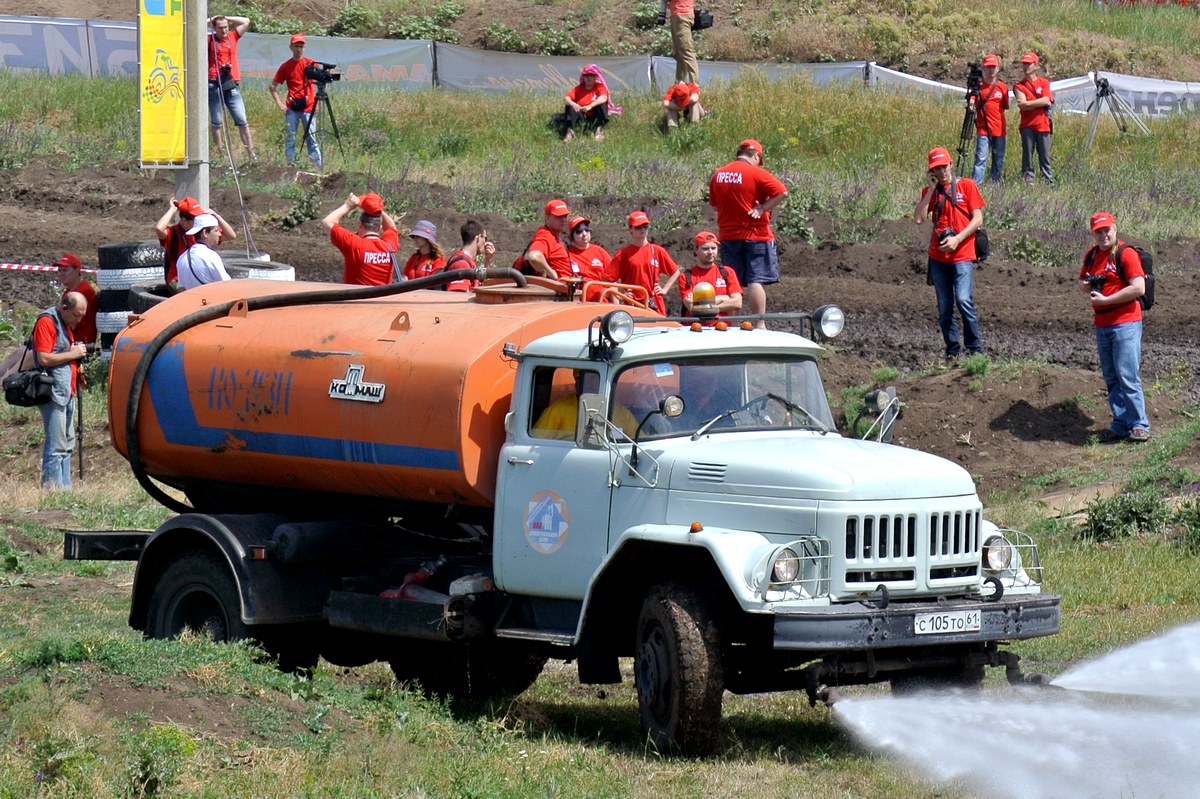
[305, 62, 341, 83]
[966, 62, 983, 98]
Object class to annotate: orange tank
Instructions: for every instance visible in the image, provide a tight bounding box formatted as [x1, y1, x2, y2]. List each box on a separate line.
[108, 280, 608, 509]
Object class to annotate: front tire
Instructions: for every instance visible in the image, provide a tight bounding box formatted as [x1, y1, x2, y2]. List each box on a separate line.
[634, 583, 724, 756]
[145, 552, 248, 642]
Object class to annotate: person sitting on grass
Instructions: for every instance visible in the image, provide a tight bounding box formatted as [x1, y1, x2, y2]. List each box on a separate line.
[558, 64, 621, 142]
[663, 81, 707, 128]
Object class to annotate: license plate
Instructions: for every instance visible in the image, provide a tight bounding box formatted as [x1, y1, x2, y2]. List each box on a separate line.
[914, 609, 981, 635]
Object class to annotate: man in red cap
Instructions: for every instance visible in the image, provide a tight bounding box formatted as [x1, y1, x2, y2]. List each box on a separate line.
[322, 192, 401, 285]
[206, 14, 256, 161]
[53, 254, 97, 346]
[708, 138, 787, 327]
[663, 81, 706, 128]
[971, 54, 1009, 183]
[154, 196, 237, 287]
[913, 146, 986, 360]
[1014, 51, 1053, 184]
[270, 34, 323, 169]
[606, 210, 680, 315]
[678, 231, 742, 319]
[566, 215, 611, 281]
[522, 199, 573, 280]
[1078, 212, 1150, 442]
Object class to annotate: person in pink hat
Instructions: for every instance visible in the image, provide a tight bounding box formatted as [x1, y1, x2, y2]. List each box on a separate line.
[1014, 51, 1054, 184]
[558, 65, 621, 141]
[971, 54, 1009, 183]
[913, 146, 986, 359]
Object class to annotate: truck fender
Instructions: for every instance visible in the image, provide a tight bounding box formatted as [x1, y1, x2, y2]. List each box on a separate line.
[130, 513, 329, 631]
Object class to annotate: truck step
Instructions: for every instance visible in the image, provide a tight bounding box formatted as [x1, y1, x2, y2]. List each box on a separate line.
[494, 627, 574, 645]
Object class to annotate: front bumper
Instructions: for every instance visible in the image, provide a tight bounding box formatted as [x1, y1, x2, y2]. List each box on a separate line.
[773, 594, 1060, 651]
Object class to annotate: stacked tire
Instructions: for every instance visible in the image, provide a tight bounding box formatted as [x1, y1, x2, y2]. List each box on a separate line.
[221, 257, 296, 282]
[96, 241, 165, 361]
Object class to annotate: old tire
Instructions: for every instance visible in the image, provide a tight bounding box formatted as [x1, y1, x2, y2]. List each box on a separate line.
[221, 257, 296, 281]
[97, 240, 164, 270]
[635, 583, 724, 756]
[96, 311, 132, 334]
[97, 266, 162, 291]
[128, 284, 172, 313]
[390, 640, 546, 701]
[145, 552, 248, 642]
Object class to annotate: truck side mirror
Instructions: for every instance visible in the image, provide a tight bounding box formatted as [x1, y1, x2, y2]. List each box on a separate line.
[576, 393, 608, 449]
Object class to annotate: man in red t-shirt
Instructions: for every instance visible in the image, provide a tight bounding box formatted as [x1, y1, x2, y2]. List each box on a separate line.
[154, 196, 237, 286]
[52, 254, 97, 346]
[678, 231, 742, 320]
[32, 292, 88, 489]
[523, 199, 573, 280]
[663, 81, 706, 128]
[708, 138, 787, 325]
[912, 146, 986, 358]
[971, 54, 1009, 183]
[270, 34, 323, 169]
[1078, 211, 1149, 442]
[207, 15, 255, 161]
[441, 220, 496, 292]
[1014, 51, 1053, 185]
[606, 211, 680, 315]
[321, 192, 401, 285]
[566, 215, 611, 282]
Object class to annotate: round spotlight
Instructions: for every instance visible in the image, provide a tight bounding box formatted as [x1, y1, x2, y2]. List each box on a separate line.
[984, 535, 1013, 572]
[771, 548, 800, 583]
[812, 304, 845, 340]
[602, 310, 634, 344]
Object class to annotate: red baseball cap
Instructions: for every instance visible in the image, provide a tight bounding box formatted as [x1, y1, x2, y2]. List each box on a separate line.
[693, 230, 718, 248]
[1021, 51, 1039, 64]
[53, 253, 83, 269]
[627, 210, 650, 227]
[739, 138, 764, 154]
[359, 192, 385, 215]
[544, 199, 570, 217]
[1090, 212, 1116, 231]
[568, 214, 591, 232]
[927, 147, 952, 168]
[175, 196, 203, 216]
[290, 33, 306, 45]
[982, 54, 999, 67]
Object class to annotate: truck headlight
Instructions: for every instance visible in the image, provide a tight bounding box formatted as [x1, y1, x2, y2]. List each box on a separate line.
[983, 534, 1014, 572]
[771, 548, 800, 583]
[602, 310, 634, 343]
[812, 304, 845, 340]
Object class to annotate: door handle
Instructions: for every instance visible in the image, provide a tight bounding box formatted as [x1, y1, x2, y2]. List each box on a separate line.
[507, 457, 535, 465]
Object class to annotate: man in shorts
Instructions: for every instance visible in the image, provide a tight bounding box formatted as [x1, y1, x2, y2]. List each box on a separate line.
[207, 14, 256, 161]
[708, 138, 787, 327]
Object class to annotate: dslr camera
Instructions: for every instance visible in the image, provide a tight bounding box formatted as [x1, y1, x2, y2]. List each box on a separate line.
[304, 61, 341, 83]
[1086, 274, 1106, 292]
[937, 228, 957, 244]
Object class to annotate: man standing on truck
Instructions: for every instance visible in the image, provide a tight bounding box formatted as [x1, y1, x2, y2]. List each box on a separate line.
[606, 211, 681, 316]
[322, 192, 401, 286]
[32, 291, 88, 489]
[441, 220, 496, 292]
[678, 231, 742, 320]
[708, 138, 787, 327]
[1078, 211, 1150, 442]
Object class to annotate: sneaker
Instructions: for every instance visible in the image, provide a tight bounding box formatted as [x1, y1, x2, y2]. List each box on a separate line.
[1129, 428, 1151, 442]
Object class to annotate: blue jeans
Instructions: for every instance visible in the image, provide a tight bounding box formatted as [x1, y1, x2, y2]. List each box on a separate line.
[284, 108, 322, 166]
[208, 82, 249, 128]
[928, 258, 982, 356]
[38, 397, 75, 489]
[1095, 321, 1149, 436]
[972, 134, 1006, 183]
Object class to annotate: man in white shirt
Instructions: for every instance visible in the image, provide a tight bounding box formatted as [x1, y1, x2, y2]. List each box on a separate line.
[176, 213, 232, 289]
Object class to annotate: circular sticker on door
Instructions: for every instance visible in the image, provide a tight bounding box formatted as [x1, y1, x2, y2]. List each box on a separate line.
[525, 490, 570, 554]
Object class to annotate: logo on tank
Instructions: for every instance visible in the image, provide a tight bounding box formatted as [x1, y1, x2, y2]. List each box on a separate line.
[329, 364, 386, 403]
[525, 490, 570, 554]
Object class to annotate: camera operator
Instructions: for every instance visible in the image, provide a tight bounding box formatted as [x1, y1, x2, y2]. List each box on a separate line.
[659, 0, 699, 84]
[270, 34, 323, 169]
[971, 55, 1009, 183]
[207, 15, 256, 162]
[912, 147, 986, 360]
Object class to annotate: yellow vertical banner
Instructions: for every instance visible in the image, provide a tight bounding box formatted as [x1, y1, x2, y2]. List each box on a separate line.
[139, 0, 186, 165]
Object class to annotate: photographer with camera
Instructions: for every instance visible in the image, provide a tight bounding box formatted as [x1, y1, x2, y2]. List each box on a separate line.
[270, 34, 323, 169]
[913, 147, 986, 360]
[207, 15, 256, 162]
[971, 54, 1009, 183]
[1078, 212, 1150, 442]
[30, 291, 88, 490]
[658, 0, 709, 84]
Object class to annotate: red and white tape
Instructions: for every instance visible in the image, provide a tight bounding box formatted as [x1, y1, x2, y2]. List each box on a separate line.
[0, 263, 97, 274]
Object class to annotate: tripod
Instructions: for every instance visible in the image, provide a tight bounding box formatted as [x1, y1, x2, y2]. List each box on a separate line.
[1082, 75, 1151, 153]
[955, 88, 980, 175]
[301, 81, 345, 161]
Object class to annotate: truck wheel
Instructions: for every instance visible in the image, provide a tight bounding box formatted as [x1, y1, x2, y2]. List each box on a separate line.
[390, 641, 546, 701]
[145, 552, 248, 642]
[635, 583, 724, 756]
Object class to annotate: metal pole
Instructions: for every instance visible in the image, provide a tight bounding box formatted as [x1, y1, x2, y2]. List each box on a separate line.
[174, 0, 210, 208]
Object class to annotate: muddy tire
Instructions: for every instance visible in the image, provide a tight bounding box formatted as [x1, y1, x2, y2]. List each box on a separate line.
[97, 240, 164, 270]
[145, 551, 248, 642]
[221, 257, 296, 281]
[635, 583, 724, 756]
[390, 640, 546, 701]
[128, 284, 172, 313]
[96, 311, 132, 334]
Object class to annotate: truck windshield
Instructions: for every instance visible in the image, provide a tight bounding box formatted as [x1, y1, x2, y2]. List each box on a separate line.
[613, 357, 835, 439]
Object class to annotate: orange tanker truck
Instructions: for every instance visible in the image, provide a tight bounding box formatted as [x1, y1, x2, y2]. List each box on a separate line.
[66, 271, 1059, 755]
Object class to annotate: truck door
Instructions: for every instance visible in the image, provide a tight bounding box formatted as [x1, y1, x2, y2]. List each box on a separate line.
[495, 365, 615, 599]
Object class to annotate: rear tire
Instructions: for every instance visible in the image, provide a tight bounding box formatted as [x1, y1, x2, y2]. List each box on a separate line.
[145, 552, 248, 642]
[635, 583, 724, 756]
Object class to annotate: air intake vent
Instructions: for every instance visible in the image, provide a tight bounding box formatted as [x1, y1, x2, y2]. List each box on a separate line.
[688, 462, 727, 483]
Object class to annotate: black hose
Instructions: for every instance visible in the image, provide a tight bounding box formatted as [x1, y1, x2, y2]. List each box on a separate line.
[125, 268, 528, 512]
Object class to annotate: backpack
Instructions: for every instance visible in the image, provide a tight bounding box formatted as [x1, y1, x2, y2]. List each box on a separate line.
[1085, 243, 1155, 311]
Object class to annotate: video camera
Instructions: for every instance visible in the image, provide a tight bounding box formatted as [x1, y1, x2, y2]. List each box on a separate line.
[966, 61, 983, 98]
[304, 62, 341, 83]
